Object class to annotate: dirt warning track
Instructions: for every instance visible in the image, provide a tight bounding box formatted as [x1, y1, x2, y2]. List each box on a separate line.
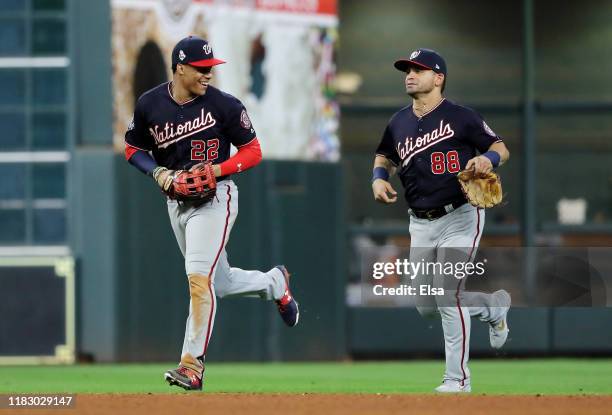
[18, 393, 612, 415]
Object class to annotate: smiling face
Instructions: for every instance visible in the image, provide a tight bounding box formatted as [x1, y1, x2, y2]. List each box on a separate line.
[404, 66, 445, 98]
[176, 63, 213, 97]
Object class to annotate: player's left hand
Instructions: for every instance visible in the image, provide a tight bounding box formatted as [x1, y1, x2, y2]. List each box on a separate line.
[465, 155, 493, 176]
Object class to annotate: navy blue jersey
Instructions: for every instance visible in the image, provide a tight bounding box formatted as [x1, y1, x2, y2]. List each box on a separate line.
[376, 99, 502, 209]
[125, 82, 256, 173]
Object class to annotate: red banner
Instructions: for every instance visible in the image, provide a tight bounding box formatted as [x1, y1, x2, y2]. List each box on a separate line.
[256, 0, 336, 16]
[194, 0, 337, 16]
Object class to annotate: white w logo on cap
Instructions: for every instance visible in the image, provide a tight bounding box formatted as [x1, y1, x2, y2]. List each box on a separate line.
[203, 44, 212, 54]
[410, 50, 421, 59]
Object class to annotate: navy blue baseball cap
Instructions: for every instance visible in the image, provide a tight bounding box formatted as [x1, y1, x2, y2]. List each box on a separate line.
[394, 48, 447, 75]
[171, 35, 225, 68]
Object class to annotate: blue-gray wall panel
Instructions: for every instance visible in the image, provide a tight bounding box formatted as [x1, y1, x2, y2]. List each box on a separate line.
[72, 0, 113, 144]
[552, 308, 612, 352]
[73, 148, 117, 361]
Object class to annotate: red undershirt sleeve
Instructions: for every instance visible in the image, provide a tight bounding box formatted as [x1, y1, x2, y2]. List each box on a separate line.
[218, 138, 262, 176]
[125, 143, 139, 160]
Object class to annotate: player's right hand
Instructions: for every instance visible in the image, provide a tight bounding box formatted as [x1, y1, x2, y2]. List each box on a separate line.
[372, 179, 398, 204]
[153, 167, 175, 192]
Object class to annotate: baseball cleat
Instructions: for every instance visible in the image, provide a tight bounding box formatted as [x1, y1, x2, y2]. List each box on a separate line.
[434, 380, 471, 393]
[164, 366, 203, 391]
[489, 289, 511, 349]
[275, 265, 300, 327]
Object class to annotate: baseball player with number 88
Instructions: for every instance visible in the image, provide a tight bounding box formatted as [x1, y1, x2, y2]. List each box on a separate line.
[372, 48, 511, 393]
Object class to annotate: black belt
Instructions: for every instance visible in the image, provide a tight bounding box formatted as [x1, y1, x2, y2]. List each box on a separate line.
[408, 200, 467, 221]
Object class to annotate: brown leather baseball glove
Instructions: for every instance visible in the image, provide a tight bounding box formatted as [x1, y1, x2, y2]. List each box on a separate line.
[170, 162, 217, 203]
[457, 168, 502, 208]
[153, 163, 217, 203]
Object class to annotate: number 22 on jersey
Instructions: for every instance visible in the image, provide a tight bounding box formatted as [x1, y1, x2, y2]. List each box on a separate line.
[191, 139, 219, 161]
[430, 150, 460, 174]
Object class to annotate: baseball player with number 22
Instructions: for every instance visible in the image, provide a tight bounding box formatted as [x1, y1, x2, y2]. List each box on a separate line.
[124, 36, 299, 391]
[372, 49, 511, 393]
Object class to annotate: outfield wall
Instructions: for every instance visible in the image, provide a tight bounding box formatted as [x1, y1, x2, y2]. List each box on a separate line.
[349, 308, 612, 358]
[70, 153, 612, 362]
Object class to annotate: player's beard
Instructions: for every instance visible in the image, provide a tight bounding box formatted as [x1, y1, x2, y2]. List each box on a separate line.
[407, 86, 434, 99]
[406, 79, 436, 98]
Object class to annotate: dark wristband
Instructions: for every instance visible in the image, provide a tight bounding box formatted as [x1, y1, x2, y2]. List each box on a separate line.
[482, 151, 501, 168]
[128, 150, 158, 175]
[372, 167, 390, 182]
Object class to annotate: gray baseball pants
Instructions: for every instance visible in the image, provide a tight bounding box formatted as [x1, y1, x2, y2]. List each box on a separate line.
[409, 203, 507, 386]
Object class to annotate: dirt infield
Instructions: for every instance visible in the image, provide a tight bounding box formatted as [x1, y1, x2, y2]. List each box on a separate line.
[24, 393, 612, 415]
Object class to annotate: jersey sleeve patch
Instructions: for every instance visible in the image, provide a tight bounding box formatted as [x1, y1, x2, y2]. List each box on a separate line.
[483, 120, 496, 137]
[240, 109, 252, 130]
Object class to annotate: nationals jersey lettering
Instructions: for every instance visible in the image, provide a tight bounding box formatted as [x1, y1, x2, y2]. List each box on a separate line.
[150, 108, 217, 149]
[125, 82, 256, 174]
[397, 120, 455, 166]
[376, 99, 502, 209]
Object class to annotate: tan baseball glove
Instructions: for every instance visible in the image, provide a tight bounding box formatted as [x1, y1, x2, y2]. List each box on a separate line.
[457, 168, 502, 208]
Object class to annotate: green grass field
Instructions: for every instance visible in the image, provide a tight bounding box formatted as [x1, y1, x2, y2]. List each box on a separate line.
[0, 359, 610, 395]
